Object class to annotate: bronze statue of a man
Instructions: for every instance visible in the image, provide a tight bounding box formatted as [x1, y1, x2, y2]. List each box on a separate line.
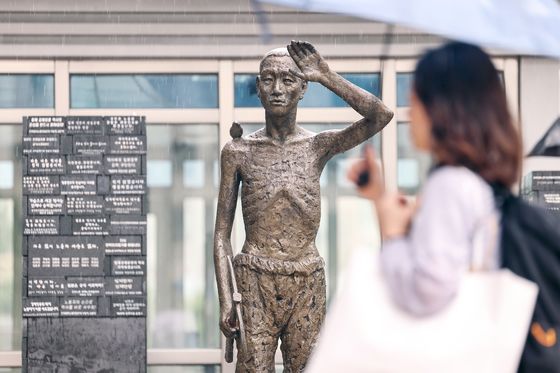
[214, 41, 393, 372]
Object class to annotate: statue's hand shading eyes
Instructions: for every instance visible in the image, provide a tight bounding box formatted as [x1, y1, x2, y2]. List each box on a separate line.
[287, 40, 331, 84]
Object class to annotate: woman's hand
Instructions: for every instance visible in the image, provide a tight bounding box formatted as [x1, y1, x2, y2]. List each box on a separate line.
[348, 145, 416, 239]
[376, 193, 416, 240]
[347, 145, 384, 201]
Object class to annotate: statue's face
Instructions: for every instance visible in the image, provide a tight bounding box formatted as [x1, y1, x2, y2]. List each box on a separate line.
[257, 55, 307, 116]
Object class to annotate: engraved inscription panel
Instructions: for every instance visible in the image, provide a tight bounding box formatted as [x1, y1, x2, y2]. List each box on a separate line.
[104, 155, 141, 174]
[25, 116, 65, 135]
[60, 297, 98, 316]
[23, 136, 60, 154]
[109, 215, 147, 235]
[27, 278, 66, 297]
[111, 297, 146, 317]
[66, 116, 104, 135]
[105, 196, 142, 215]
[27, 236, 104, 276]
[109, 136, 147, 154]
[111, 176, 146, 195]
[23, 176, 60, 195]
[104, 236, 143, 255]
[67, 196, 104, 215]
[60, 175, 97, 195]
[24, 217, 59, 235]
[27, 155, 65, 174]
[111, 256, 146, 276]
[23, 298, 60, 317]
[67, 155, 103, 174]
[73, 135, 109, 155]
[107, 116, 143, 135]
[28, 196, 65, 215]
[73, 217, 109, 235]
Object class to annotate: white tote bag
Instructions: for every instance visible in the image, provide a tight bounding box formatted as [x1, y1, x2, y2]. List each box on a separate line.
[306, 249, 538, 373]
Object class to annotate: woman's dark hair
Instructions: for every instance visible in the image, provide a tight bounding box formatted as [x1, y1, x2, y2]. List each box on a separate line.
[414, 42, 522, 187]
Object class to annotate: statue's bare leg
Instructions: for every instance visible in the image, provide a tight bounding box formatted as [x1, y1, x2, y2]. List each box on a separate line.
[235, 264, 280, 373]
[279, 269, 326, 373]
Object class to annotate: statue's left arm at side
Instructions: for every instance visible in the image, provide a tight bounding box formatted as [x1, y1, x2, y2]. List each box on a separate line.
[214, 141, 241, 339]
[288, 40, 394, 157]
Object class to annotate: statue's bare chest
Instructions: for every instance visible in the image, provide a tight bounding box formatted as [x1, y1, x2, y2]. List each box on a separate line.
[239, 140, 320, 190]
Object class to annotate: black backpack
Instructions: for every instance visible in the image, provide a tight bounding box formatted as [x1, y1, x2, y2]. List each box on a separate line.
[496, 191, 560, 372]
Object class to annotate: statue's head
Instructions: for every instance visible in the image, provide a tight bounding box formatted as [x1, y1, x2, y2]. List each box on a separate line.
[257, 47, 307, 116]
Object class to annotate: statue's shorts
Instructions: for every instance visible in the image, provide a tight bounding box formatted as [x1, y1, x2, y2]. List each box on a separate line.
[233, 253, 327, 373]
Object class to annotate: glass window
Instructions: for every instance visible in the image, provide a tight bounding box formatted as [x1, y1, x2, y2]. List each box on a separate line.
[147, 124, 219, 349]
[397, 122, 432, 195]
[183, 160, 205, 188]
[0, 198, 14, 350]
[0, 74, 54, 108]
[234, 73, 380, 107]
[148, 160, 173, 188]
[397, 73, 413, 107]
[0, 125, 22, 352]
[71, 74, 218, 108]
[0, 161, 13, 189]
[237, 123, 381, 297]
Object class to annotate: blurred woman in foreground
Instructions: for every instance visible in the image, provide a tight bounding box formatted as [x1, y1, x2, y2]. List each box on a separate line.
[348, 42, 522, 315]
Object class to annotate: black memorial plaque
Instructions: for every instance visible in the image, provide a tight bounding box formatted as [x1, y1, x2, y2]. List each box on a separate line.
[60, 297, 98, 316]
[27, 154, 66, 175]
[66, 277, 105, 297]
[60, 175, 97, 195]
[73, 216, 109, 235]
[111, 297, 147, 317]
[27, 278, 66, 297]
[104, 236, 143, 255]
[22, 136, 60, 154]
[111, 256, 146, 276]
[67, 155, 103, 174]
[109, 135, 147, 154]
[24, 217, 59, 235]
[66, 116, 104, 135]
[23, 176, 60, 195]
[110, 215, 147, 235]
[23, 116, 147, 372]
[111, 175, 146, 195]
[24, 116, 65, 135]
[107, 116, 144, 135]
[27, 236, 104, 277]
[67, 196, 104, 215]
[109, 136, 147, 154]
[104, 155, 141, 174]
[105, 277, 144, 296]
[106, 195, 142, 215]
[73, 135, 109, 155]
[27, 196, 65, 215]
[23, 298, 60, 317]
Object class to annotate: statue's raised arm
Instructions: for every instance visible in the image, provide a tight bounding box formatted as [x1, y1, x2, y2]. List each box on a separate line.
[288, 40, 393, 159]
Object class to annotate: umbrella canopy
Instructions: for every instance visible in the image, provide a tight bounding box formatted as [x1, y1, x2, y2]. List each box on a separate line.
[528, 117, 560, 157]
[258, 0, 560, 59]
